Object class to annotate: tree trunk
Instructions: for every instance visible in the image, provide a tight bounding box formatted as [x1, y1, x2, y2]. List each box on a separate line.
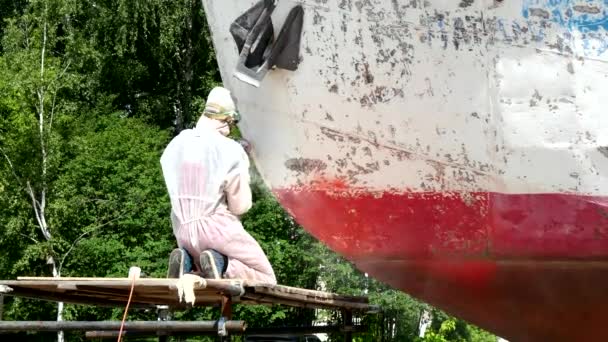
[52, 263, 64, 342]
[417, 309, 432, 337]
[173, 98, 184, 133]
[38, 6, 63, 341]
[56, 302, 64, 342]
[182, 3, 193, 127]
[174, 0, 195, 133]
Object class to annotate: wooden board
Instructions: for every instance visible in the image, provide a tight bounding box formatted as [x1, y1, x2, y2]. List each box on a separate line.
[0, 277, 378, 312]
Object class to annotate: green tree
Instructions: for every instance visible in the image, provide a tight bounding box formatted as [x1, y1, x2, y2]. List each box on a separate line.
[83, 0, 221, 131]
[51, 114, 174, 342]
[0, 0, 27, 51]
[1, 113, 175, 341]
[467, 325, 497, 342]
[315, 252, 427, 342]
[417, 319, 462, 342]
[0, 0, 95, 339]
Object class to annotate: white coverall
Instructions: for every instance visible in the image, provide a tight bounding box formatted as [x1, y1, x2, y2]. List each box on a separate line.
[160, 117, 277, 284]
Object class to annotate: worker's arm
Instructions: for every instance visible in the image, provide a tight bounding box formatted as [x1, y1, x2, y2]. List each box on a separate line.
[224, 148, 253, 216]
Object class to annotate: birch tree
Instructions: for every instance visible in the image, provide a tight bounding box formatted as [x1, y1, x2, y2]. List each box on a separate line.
[0, 1, 82, 340]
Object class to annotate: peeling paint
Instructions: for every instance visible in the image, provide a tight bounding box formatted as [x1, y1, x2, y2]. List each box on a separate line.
[573, 4, 601, 14]
[459, 0, 474, 8]
[285, 158, 328, 174]
[567, 62, 574, 74]
[320, 127, 345, 142]
[528, 7, 550, 19]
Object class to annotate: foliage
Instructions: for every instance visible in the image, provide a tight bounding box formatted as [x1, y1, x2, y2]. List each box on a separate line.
[417, 319, 462, 342]
[467, 325, 498, 342]
[427, 309, 471, 342]
[81, 0, 221, 131]
[51, 114, 174, 279]
[0, 4, 95, 340]
[1, 113, 174, 337]
[315, 251, 427, 342]
[415, 317, 496, 342]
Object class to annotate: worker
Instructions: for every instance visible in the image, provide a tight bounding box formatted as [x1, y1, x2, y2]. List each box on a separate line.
[160, 86, 277, 284]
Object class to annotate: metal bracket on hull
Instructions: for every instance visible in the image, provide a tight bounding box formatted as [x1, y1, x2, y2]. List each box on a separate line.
[230, 0, 304, 87]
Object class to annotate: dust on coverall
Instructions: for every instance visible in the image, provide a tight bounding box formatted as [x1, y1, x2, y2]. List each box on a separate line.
[160, 118, 277, 284]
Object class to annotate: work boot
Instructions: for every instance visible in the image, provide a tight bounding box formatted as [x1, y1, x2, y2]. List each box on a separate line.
[167, 248, 193, 278]
[199, 249, 227, 279]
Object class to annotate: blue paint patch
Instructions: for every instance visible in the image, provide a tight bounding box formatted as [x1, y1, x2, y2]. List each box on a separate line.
[522, 0, 608, 55]
[522, 0, 608, 32]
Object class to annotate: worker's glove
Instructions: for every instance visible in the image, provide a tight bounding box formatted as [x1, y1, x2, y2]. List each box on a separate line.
[237, 138, 252, 155]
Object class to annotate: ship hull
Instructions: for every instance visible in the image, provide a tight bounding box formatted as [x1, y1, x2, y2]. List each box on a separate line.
[202, 0, 608, 340]
[277, 187, 608, 341]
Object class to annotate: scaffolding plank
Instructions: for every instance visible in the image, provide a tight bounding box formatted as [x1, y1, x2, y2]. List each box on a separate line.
[0, 277, 377, 312]
[251, 284, 368, 303]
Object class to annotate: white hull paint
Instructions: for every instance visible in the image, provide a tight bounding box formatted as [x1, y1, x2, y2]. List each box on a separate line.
[202, 0, 608, 196]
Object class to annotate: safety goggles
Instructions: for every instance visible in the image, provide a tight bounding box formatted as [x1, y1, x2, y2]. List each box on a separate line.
[203, 102, 241, 124]
[205, 111, 240, 124]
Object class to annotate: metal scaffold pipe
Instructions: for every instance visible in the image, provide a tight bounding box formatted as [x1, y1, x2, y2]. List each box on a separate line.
[0, 321, 246, 333]
[84, 325, 367, 339]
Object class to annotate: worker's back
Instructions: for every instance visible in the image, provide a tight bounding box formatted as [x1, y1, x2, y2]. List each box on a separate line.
[160, 121, 247, 225]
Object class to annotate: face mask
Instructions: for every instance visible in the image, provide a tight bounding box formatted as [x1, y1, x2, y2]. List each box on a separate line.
[217, 122, 230, 136]
[207, 118, 230, 136]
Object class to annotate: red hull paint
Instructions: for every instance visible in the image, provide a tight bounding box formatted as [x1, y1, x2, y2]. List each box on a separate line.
[275, 185, 608, 341]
